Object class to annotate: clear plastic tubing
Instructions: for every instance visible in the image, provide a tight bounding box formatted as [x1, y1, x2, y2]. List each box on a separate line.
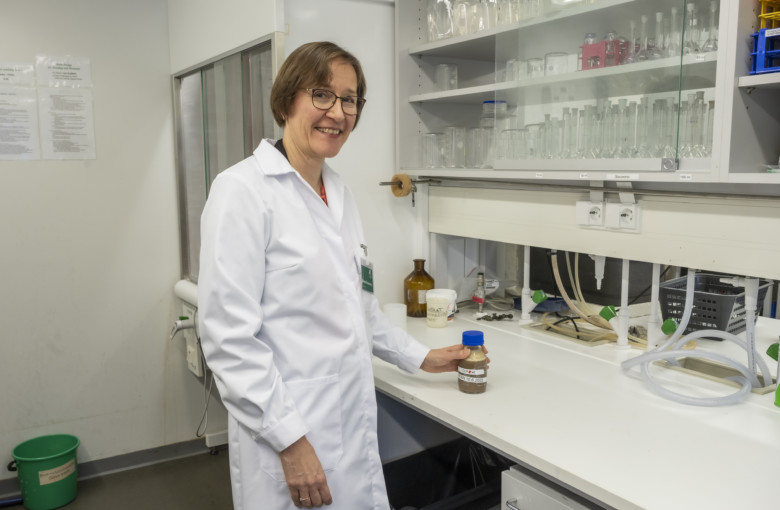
[621, 270, 773, 406]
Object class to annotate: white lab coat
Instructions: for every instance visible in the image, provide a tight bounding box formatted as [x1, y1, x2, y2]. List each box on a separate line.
[198, 139, 430, 510]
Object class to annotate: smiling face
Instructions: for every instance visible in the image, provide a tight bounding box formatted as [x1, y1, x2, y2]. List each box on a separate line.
[283, 59, 358, 168]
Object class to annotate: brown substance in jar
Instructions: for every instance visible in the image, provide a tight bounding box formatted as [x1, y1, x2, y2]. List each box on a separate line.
[457, 347, 487, 394]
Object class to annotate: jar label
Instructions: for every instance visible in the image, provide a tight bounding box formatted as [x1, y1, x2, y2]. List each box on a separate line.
[417, 290, 427, 303]
[458, 373, 487, 384]
[458, 366, 485, 376]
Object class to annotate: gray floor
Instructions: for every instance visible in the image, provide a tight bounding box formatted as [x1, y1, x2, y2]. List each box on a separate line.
[4, 451, 233, 510]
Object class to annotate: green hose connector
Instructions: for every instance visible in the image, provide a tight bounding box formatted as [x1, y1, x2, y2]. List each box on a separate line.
[532, 289, 548, 304]
[599, 305, 617, 322]
[661, 318, 678, 335]
[766, 343, 779, 362]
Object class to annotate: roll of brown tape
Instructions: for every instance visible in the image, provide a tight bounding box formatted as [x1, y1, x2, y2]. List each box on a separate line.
[391, 173, 413, 197]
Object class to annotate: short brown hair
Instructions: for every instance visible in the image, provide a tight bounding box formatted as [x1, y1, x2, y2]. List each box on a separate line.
[270, 41, 367, 130]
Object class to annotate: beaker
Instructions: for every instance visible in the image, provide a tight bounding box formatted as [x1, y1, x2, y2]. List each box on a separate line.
[420, 132, 442, 168]
[442, 126, 466, 167]
[427, 0, 454, 41]
[452, 0, 472, 36]
[435, 63, 458, 90]
[527, 58, 544, 78]
[466, 127, 486, 167]
[544, 52, 568, 76]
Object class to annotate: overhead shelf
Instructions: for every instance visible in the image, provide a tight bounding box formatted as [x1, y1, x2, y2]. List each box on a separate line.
[410, 53, 718, 106]
[408, 0, 635, 61]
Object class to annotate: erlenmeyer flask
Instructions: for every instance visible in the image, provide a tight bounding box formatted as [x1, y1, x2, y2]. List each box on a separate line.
[683, 3, 700, 55]
[701, 1, 718, 52]
[648, 12, 664, 59]
[636, 15, 650, 61]
[666, 7, 682, 57]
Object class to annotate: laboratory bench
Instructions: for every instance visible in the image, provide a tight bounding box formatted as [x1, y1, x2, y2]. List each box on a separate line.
[373, 311, 780, 510]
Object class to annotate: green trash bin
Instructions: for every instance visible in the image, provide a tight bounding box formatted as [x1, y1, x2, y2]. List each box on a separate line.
[9, 434, 80, 510]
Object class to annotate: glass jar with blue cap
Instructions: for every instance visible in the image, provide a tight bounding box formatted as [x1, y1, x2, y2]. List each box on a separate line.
[458, 330, 488, 393]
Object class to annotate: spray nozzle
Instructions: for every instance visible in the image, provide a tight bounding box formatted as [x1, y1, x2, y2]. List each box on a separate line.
[170, 315, 195, 340]
[589, 255, 606, 290]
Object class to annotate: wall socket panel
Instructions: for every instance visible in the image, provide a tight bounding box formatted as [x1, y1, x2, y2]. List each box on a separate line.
[605, 202, 641, 232]
[182, 304, 203, 378]
[575, 201, 605, 228]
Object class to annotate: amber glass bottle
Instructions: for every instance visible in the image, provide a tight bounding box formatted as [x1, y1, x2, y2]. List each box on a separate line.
[403, 259, 435, 317]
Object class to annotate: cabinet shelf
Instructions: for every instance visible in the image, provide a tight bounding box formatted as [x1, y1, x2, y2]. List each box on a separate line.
[410, 53, 717, 106]
[737, 73, 780, 89]
[408, 0, 635, 61]
[407, 156, 711, 176]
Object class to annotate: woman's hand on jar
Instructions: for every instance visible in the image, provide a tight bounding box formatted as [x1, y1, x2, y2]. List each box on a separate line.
[420, 344, 490, 373]
[280, 436, 332, 507]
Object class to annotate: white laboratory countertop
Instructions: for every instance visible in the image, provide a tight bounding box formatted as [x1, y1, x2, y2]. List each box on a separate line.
[372, 312, 780, 510]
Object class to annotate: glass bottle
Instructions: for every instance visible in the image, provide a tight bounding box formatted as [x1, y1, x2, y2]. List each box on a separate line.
[458, 330, 487, 394]
[603, 30, 617, 66]
[624, 19, 637, 64]
[404, 259, 435, 317]
[583, 32, 598, 69]
[473, 272, 486, 312]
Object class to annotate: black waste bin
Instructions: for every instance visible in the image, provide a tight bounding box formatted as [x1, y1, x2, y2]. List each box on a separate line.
[383, 437, 511, 510]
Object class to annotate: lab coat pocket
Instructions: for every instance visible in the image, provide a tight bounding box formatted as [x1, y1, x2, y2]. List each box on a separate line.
[260, 374, 344, 481]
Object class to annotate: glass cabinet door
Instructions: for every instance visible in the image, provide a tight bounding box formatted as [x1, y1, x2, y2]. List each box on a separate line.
[399, 0, 720, 180]
[491, 0, 719, 174]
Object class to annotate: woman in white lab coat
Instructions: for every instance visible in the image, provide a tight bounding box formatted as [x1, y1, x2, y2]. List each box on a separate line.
[198, 42, 474, 510]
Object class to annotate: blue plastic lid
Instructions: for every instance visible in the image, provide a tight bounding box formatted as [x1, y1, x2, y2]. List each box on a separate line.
[462, 330, 484, 346]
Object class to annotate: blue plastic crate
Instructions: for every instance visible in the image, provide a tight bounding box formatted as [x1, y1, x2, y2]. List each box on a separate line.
[750, 28, 780, 74]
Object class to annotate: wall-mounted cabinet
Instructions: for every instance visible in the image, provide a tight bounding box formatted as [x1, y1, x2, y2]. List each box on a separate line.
[396, 0, 780, 187]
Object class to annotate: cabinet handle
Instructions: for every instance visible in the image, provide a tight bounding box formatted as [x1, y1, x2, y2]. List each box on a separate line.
[506, 498, 521, 510]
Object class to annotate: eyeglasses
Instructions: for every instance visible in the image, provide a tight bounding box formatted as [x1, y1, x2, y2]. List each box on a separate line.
[305, 88, 366, 116]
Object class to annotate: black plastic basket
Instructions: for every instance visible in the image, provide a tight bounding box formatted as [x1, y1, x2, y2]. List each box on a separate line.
[658, 274, 772, 337]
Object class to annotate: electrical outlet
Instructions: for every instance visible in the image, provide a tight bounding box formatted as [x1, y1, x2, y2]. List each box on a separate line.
[182, 304, 203, 378]
[575, 201, 605, 227]
[605, 202, 641, 232]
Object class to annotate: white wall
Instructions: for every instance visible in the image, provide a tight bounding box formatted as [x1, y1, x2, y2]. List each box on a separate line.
[0, 1, 451, 484]
[285, 0, 424, 308]
[0, 0, 195, 477]
[167, 0, 283, 73]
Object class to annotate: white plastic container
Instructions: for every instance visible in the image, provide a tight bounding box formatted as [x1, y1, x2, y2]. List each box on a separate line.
[426, 288, 458, 328]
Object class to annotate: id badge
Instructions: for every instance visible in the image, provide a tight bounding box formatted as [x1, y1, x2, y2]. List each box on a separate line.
[361, 257, 374, 293]
[359, 243, 374, 293]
